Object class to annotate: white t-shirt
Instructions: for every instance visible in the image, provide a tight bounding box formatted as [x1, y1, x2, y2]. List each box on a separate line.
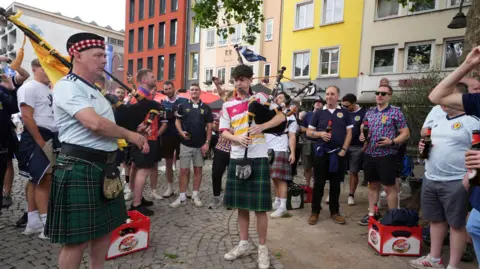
[422, 105, 447, 129]
[17, 80, 57, 132]
[425, 113, 480, 181]
[266, 114, 298, 152]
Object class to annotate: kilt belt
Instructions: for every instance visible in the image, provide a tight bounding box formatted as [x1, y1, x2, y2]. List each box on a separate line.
[60, 143, 117, 164]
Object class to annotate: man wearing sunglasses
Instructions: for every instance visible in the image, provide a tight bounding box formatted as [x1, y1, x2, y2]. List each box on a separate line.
[358, 85, 410, 226]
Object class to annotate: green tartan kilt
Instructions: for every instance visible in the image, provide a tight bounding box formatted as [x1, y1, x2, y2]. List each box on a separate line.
[45, 155, 127, 245]
[224, 157, 272, 212]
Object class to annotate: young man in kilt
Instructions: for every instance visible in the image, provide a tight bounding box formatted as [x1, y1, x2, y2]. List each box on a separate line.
[46, 32, 149, 269]
[219, 65, 286, 269]
[266, 92, 298, 218]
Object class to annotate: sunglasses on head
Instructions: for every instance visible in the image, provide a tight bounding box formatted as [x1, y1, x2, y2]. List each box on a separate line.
[375, 91, 390, 96]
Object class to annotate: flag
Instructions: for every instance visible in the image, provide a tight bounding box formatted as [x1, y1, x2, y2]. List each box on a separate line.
[238, 46, 267, 62]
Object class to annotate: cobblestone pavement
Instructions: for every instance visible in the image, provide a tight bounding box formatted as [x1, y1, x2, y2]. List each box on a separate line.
[0, 160, 284, 269]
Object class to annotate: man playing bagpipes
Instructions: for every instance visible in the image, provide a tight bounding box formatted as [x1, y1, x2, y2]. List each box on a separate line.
[219, 65, 286, 269]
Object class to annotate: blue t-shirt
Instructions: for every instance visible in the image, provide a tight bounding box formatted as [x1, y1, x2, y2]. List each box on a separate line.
[161, 96, 188, 136]
[309, 106, 353, 149]
[350, 107, 366, 146]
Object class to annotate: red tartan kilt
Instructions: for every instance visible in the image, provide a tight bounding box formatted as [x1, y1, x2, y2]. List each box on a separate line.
[270, 151, 292, 181]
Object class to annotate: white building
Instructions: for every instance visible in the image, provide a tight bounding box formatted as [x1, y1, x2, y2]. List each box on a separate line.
[1, 2, 125, 91]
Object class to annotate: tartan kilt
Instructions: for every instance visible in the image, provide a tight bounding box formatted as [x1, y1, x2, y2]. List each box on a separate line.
[270, 151, 292, 181]
[45, 155, 127, 245]
[224, 157, 272, 212]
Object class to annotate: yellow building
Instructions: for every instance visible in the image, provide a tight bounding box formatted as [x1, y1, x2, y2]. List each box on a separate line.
[280, 0, 364, 97]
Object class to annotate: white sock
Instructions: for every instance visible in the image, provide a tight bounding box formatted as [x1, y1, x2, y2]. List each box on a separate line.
[430, 256, 441, 263]
[27, 211, 40, 226]
[167, 183, 173, 189]
[446, 266, 458, 269]
[179, 193, 186, 201]
[279, 198, 287, 209]
[192, 191, 199, 198]
[258, 244, 267, 249]
[368, 212, 374, 217]
[239, 240, 249, 246]
[25, 203, 28, 212]
[40, 214, 47, 226]
[274, 197, 280, 204]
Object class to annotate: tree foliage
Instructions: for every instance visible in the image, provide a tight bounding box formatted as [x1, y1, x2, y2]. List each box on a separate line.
[192, 0, 264, 45]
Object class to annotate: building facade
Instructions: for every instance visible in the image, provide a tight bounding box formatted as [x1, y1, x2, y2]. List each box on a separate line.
[357, 0, 469, 102]
[280, 0, 364, 97]
[124, 0, 187, 90]
[1, 2, 125, 92]
[184, 0, 200, 89]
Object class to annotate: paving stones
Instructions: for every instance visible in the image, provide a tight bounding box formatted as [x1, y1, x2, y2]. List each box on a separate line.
[0, 160, 284, 269]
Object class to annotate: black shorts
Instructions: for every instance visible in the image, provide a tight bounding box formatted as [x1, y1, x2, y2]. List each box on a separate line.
[363, 154, 398, 186]
[396, 145, 407, 177]
[131, 140, 160, 169]
[160, 135, 180, 159]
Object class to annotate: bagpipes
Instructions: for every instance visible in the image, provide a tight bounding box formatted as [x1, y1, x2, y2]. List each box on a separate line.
[0, 8, 163, 133]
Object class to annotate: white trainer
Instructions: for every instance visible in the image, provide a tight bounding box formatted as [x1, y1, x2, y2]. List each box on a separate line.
[272, 200, 280, 211]
[23, 223, 43, 235]
[325, 195, 330, 204]
[224, 243, 250, 261]
[347, 196, 356, 206]
[258, 245, 270, 269]
[151, 190, 163, 200]
[270, 207, 287, 218]
[163, 185, 174, 197]
[38, 230, 50, 240]
[192, 195, 203, 207]
[169, 197, 186, 208]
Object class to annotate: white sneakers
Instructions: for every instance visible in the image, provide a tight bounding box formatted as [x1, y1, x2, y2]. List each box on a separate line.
[169, 196, 186, 208]
[151, 190, 163, 200]
[192, 195, 203, 207]
[347, 196, 356, 206]
[270, 207, 287, 218]
[163, 184, 174, 197]
[272, 200, 280, 211]
[224, 242, 270, 269]
[22, 221, 43, 235]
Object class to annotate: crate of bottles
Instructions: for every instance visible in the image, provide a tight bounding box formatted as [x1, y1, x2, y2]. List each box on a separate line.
[106, 210, 151, 260]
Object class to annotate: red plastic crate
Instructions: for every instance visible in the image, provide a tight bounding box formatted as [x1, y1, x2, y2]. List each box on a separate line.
[106, 210, 151, 260]
[368, 217, 422, 257]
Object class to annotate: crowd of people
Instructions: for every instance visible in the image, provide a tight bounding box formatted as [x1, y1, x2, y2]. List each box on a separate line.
[1, 29, 480, 269]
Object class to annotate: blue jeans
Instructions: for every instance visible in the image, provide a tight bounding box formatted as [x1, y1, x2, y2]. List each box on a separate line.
[466, 208, 480, 261]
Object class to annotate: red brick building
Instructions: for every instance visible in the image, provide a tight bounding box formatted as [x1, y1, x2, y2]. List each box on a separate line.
[124, 0, 186, 89]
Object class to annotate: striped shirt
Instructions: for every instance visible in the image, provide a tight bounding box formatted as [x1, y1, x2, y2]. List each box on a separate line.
[215, 135, 231, 153]
[219, 92, 270, 159]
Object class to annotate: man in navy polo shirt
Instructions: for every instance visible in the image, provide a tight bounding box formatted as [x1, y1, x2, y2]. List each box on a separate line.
[307, 86, 352, 225]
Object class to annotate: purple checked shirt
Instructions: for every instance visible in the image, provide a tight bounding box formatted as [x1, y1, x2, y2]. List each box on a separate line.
[364, 105, 407, 157]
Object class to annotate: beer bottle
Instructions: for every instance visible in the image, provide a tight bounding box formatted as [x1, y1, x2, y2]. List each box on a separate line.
[468, 130, 480, 186]
[362, 120, 369, 142]
[419, 128, 432, 159]
[326, 120, 332, 133]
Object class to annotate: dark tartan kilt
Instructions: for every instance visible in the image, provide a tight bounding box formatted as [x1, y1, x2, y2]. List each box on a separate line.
[45, 155, 127, 245]
[270, 151, 292, 181]
[224, 157, 272, 212]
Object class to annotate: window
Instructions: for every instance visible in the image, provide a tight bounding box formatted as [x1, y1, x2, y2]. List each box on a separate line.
[170, 19, 177, 46]
[139, 0, 145, 20]
[205, 68, 214, 82]
[206, 29, 215, 48]
[138, 27, 144, 52]
[217, 67, 226, 83]
[147, 57, 153, 70]
[191, 23, 200, 44]
[323, 0, 344, 24]
[128, 59, 134, 75]
[190, 53, 199, 79]
[128, 29, 134, 53]
[449, 0, 471, 6]
[157, 55, 164, 81]
[265, 19, 273, 41]
[148, 24, 154, 49]
[231, 24, 242, 44]
[160, 0, 166, 14]
[295, 1, 314, 30]
[158, 22, 165, 48]
[217, 29, 227, 46]
[148, 0, 155, 17]
[372, 46, 396, 73]
[444, 39, 463, 70]
[319, 47, 339, 76]
[117, 40, 124, 47]
[171, 0, 178, 11]
[293, 51, 310, 78]
[137, 58, 143, 72]
[229, 66, 235, 82]
[264, 63, 271, 77]
[409, 1, 435, 13]
[405, 42, 433, 71]
[169, 54, 176, 80]
[129, 0, 135, 22]
[376, 0, 399, 19]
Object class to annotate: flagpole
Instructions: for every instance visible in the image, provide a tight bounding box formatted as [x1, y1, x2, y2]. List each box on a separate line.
[233, 44, 244, 65]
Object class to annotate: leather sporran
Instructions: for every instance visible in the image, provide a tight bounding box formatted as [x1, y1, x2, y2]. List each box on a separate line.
[235, 158, 253, 180]
[102, 165, 123, 200]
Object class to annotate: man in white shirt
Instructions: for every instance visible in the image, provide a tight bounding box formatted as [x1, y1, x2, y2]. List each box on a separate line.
[16, 59, 57, 239]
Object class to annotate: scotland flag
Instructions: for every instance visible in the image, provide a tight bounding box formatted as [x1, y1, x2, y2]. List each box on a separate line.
[238, 46, 267, 62]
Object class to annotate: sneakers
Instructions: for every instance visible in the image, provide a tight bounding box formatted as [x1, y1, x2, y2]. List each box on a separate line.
[272, 200, 280, 211]
[358, 215, 370, 226]
[23, 223, 44, 235]
[170, 196, 186, 208]
[332, 213, 346, 224]
[409, 254, 444, 268]
[192, 195, 203, 207]
[163, 185, 174, 198]
[258, 245, 270, 269]
[347, 195, 355, 206]
[16, 212, 28, 228]
[208, 196, 222, 210]
[141, 197, 154, 207]
[38, 230, 50, 240]
[308, 214, 319, 225]
[129, 204, 154, 216]
[151, 190, 163, 200]
[325, 195, 329, 204]
[2, 194, 13, 208]
[270, 207, 287, 218]
[224, 242, 250, 261]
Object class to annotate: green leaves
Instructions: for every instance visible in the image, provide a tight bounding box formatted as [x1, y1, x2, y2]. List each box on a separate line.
[192, 0, 264, 45]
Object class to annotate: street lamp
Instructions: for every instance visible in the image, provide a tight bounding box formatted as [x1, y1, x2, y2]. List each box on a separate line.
[448, 0, 467, 29]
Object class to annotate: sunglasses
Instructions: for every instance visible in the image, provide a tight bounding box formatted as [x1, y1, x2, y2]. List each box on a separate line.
[375, 91, 391, 96]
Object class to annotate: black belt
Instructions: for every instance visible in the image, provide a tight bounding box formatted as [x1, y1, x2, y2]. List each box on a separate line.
[60, 143, 117, 164]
